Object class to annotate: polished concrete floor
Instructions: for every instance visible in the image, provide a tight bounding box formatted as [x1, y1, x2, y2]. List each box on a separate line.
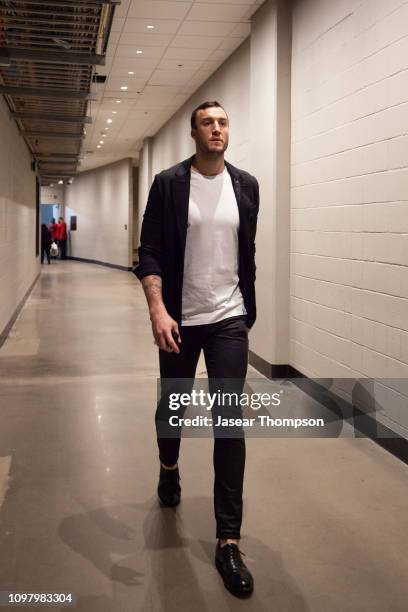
[0, 261, 407, 612]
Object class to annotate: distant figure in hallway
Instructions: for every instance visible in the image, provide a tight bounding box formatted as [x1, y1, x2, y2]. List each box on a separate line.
[135, 100, 259, 598]
[50, 218, 59, 244]
[41, 224, 51, 265]
[58, 217, 67, 260]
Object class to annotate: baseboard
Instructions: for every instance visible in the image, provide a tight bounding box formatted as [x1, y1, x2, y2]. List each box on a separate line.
[248, 350, 408, 466]
[0, 272, 40, 349]
[67, 256, 132, 271]
[249, 350, 302, 379]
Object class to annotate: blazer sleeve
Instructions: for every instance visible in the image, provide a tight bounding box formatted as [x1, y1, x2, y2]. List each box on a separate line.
[133, 175, 163, 280]
[250, 177, 260, 282]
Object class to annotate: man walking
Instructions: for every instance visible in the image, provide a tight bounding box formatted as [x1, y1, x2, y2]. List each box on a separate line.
[134, 101, 259, 597]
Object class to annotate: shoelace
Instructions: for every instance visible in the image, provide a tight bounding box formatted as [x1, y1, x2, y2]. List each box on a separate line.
[226, 545, 246, 572]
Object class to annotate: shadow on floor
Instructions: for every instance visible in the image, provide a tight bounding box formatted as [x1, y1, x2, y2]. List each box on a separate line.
[59, 495, 310, 612]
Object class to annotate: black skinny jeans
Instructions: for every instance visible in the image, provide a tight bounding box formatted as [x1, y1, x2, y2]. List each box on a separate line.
[156, 315, 248, 540]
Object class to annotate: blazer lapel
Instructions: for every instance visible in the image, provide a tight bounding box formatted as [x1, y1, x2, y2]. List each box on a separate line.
[226, 162, 247, 241]
[172, 172, 190, 252]
[231, 175, 243, 218]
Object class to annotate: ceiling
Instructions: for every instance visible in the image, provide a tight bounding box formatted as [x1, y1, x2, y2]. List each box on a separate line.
[81, 0, 263, 173]
[0, 0, 263, 183]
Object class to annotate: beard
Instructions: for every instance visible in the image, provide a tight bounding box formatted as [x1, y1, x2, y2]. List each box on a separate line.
[197, 136, 228, 156]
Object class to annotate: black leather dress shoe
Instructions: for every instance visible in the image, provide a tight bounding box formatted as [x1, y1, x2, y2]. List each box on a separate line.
[157, 465, 181, 507]
[215, 542, 254, 597]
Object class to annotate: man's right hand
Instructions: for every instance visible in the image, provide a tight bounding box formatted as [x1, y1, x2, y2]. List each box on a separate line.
[150, 311, 181, 354]
[140, 275, 180, 353]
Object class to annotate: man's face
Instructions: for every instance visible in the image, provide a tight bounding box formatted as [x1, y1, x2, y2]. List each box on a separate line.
[191, 106, 229, 155]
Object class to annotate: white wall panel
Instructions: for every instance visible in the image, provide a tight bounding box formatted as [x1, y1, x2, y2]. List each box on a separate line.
[291, 0, 408, 433]
[65, 159, 133, 268]
[0, 98, 38, 337]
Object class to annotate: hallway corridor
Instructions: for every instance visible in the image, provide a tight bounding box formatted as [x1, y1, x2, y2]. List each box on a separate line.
[0, 262, 407, 612]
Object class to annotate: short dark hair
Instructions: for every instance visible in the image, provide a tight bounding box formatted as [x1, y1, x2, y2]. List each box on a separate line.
[190, 100, 226, 129]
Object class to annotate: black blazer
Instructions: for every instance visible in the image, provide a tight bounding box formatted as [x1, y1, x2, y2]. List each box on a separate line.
[133, 155, 259, 328]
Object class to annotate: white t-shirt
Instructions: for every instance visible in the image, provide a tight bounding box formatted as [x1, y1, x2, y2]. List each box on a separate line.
[181, 166, 246, 326]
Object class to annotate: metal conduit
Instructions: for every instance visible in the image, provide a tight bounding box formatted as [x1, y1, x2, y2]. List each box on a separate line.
[0, 0, 119, 183]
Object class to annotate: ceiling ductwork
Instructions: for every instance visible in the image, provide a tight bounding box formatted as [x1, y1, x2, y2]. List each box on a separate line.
[0, 0, 119, 185]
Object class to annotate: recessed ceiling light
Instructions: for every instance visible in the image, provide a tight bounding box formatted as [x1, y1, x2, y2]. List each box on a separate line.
[120, 86, 128, 91]
[128, 71, 134, 75]
[58, 180, 63, 184]
[136, 50, 143, 54]
[116, 99, 121, 103]
[99, 140, 104, 144]
[107, 118, 113, 123]
[97, 145, 101, 148]
[111, 111, 117, 114]
[146, 25, 154, 29]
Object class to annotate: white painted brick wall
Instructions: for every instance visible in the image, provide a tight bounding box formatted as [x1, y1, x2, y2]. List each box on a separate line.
[291, 0, 408, 435]
[65, 159, 133, 268]
[0, 99, 38, 337]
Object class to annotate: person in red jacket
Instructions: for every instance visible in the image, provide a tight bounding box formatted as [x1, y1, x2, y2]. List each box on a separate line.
[50, 218, 59, 242]
[58, 216, 67, 260]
